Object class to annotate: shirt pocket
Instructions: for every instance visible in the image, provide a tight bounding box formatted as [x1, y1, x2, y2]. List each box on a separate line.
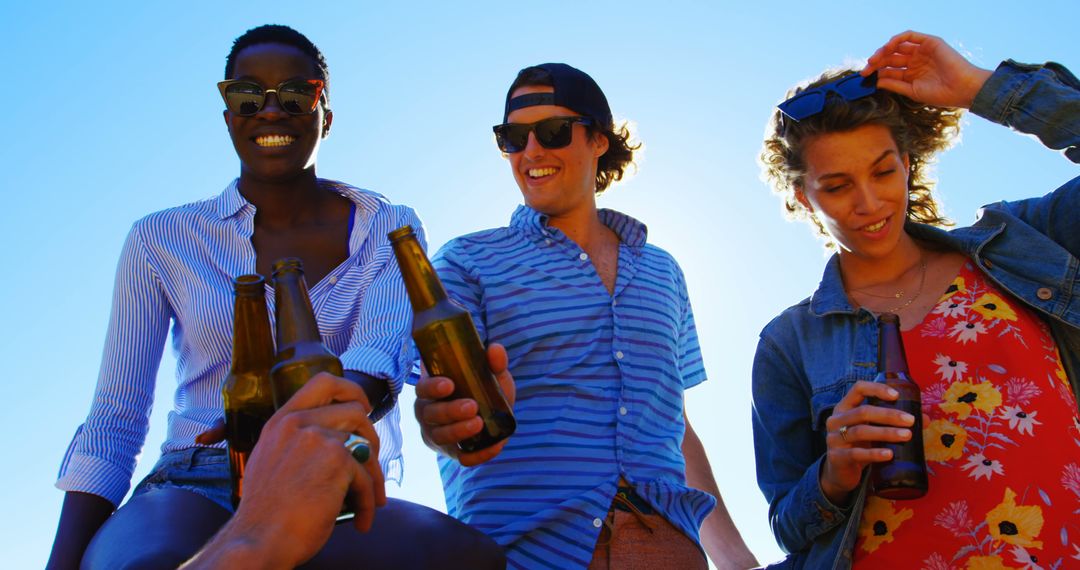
[809, 374, 870, 432]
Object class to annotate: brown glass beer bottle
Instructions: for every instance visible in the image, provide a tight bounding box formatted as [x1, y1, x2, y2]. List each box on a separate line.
[269, 258, 345, 405]
[870, 312, 929, 499]
[388, 225, 516, 452]
[222, 274, 276, 509]
[270, 258, 368, 517]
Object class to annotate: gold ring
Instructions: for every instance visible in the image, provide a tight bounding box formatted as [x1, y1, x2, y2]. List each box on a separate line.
[838, 425, 849, 442]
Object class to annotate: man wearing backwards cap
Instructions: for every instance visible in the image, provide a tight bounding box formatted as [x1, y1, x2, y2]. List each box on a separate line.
[414, 63, 759, 568]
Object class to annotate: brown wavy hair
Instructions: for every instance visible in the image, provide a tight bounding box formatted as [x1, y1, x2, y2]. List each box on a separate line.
[509, 67, 640, 194]
[759, 68, 963, 243]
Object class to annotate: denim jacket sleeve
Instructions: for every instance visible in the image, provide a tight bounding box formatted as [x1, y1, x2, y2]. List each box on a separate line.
[971, 59, 1080, 163]
[752, 331, 851, 553]
[972, 60, 1080, 258]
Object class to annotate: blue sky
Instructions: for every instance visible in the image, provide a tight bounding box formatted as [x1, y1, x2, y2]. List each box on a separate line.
[2, 1, 1076, 567]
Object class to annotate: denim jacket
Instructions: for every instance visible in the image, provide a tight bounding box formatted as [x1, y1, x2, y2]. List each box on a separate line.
[752, 60, 1080, 570]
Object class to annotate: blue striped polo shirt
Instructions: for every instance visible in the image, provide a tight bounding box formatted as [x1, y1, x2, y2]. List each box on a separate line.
[430, 205, 717, 569]
[56, 179, 419, 507]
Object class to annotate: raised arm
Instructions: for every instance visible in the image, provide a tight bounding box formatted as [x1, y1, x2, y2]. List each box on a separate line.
[865, 30, 1080, 161]
[339, 207, 428, 422]
[862, 30, 992, 109]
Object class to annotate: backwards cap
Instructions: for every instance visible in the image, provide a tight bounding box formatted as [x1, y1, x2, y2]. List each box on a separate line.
[503, 63, 613, 128]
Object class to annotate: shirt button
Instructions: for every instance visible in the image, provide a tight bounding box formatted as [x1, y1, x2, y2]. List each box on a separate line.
[545, 239, 552, 245]
[619, 406, 628, 416]
[329, 276, 338, 284]
[579, 252, 589, 261]
[615, 351, 625, 360]
[593, 517, 603, 528]
[612, 299, 617, 306]
[983, 258, 995, 270]
[1036, 287, 1053, 300]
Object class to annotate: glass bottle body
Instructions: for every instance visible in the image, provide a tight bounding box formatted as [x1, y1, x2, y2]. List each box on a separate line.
[869, 313, 928, 500]
[269, 258, 355, 518]
[413, 299, 517, 452]
[223, 274, 275, 509]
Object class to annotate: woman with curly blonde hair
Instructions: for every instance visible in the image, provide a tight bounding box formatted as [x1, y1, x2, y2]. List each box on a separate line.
[753, 31, 1080, 569]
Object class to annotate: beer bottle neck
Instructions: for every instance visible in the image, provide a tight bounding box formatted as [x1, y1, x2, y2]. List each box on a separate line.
[877, 314, 910, 375]
[232, 278, 274, 372]
[390, 229, 448, 312]
[273, 269, 322, 347]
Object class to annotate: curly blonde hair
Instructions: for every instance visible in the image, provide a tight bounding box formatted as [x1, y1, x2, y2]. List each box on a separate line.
[760, 68, 963, 243]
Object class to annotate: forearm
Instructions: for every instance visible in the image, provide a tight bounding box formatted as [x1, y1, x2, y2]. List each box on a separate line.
[972, 60, 1080, 162]
[46, 491, 115, 570]
[181, 521, 287, 570]
[345, 370, 392, 421]
[682, 420, 758, 569]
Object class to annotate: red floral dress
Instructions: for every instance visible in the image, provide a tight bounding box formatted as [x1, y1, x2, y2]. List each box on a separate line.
[853, 262, 1080, 570]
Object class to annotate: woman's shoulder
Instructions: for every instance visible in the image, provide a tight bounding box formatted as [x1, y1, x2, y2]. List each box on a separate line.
[759, 297, 815, 342]
[130, 194, 229, 237]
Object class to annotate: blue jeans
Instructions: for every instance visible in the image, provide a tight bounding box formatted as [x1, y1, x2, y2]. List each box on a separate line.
[132, 447, 233, 512]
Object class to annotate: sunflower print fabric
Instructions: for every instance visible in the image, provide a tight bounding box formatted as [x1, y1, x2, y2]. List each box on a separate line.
[854, 263, 1080, 569]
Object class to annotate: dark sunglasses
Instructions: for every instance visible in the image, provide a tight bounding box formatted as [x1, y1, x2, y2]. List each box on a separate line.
[777, 72, 878, 123]
[217, 78, 325, 116]
[492, 116, 593, 153]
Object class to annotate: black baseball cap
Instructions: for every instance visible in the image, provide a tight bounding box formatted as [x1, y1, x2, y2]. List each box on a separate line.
[502, 63, 613, 128]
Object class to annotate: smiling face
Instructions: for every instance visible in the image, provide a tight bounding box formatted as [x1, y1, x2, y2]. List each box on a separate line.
[505, 85, 608, 218]
[796, 123, 911, 262]
[224, 42, 332, 182]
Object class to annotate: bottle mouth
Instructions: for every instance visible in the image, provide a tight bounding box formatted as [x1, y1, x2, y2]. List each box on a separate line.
[271, 257, 304, 277]
[235, 274, 265, 286]
[234, 274, 266, 295]
[388, 225, 415, 242]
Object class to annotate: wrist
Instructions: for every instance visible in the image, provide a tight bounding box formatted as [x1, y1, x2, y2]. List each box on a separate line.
[961, 67, 995, 108]
[818, 462, 854, 507]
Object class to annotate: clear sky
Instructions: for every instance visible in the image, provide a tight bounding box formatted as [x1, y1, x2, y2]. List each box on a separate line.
[2, 1, 1076, 567]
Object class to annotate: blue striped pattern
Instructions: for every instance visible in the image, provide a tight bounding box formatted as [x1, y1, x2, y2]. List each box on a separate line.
[430, 206, 716, 569]
[56, 179, 419, 506]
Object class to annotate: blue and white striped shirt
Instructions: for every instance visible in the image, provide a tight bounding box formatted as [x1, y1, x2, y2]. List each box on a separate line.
[56, 179, 419, 507]
[430, 205, 716, 569]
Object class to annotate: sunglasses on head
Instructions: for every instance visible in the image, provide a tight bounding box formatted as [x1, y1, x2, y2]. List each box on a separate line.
[777, 72, 878, 125]
[492, 116, 593, 153]
[217, 78, 325, 116]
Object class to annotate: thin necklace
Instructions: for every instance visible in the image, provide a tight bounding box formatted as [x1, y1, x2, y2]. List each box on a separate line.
[886, 258, 927, 313]
[851, 256, 922, 299]
[850, 256, 928, 313]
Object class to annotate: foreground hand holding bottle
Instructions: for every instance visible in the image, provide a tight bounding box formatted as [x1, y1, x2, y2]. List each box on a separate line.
[269, 257, 373, 516]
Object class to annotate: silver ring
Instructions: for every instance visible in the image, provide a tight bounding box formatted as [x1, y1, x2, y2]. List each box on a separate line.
[345, 435, 371, 463]
[838, 425, 849, 442]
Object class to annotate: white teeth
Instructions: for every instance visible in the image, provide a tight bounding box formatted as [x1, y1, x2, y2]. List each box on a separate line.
[863, 219, 887, 232]
[254, 134, 295, 147]
[528, 167, 557, 178]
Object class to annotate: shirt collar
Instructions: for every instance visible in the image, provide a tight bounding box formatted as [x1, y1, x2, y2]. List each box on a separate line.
[808, 254, 856, 316]
[508, 204, 648, 247]
[212, 178, 379, 220]
[214, 179, 248, 219]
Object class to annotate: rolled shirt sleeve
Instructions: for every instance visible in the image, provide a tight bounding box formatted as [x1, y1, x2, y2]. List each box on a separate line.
[56, 222, 171, 507]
